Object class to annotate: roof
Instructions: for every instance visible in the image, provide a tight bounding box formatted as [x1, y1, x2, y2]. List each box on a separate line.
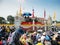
[21, 22, 44, 26]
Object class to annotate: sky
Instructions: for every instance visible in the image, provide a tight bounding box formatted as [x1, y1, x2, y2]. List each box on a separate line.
[0, 0, 60, 21]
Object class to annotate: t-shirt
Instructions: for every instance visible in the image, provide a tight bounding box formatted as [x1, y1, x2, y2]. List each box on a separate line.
[36, 43, 43, 45]
[0, 41, 3, 45]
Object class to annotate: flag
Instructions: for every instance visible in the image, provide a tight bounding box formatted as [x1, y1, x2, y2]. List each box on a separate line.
[53, 11, 56, 21]
[44, 9, 46, 18]
[32, 9, 34, 18]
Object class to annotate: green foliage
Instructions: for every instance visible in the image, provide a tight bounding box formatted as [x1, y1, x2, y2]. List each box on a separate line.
[53, 20, 60, 23]
[7, 15, 14, 24]
[56, 21, 60, 23]
[0, 17, 6, 24]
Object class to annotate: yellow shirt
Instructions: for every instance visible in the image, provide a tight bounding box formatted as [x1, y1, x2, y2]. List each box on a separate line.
[6, 28, 10, 33]
[20, 37, 26, 44]
[36, 43, 43, 45]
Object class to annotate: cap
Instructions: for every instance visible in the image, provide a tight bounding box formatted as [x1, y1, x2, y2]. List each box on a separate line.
[43, 32, 46, 35]
[38, 39, 41, 41]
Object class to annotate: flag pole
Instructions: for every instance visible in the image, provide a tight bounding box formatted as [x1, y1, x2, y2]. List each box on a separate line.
[33, 19, 35, 30]
[44, 9, 46, 31]
[32, 9, 35, 31]
[53, 11, 56, 31]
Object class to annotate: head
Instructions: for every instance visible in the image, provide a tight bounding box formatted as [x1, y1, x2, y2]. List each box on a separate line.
[22, 34, 27, 39]
[43, 32, 46, 36]
[33, 32, 37, 35]
[37, 39, 41, 42]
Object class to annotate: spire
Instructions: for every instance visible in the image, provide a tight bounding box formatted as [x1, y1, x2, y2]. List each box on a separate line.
[53, 11, 56, 21]
[44, 9, 46, 19]
[32, 9, 34, 18]
[19, 6, 22, 16]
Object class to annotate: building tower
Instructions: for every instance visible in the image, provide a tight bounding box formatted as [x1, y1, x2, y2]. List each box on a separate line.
[14, 7, 24, 29]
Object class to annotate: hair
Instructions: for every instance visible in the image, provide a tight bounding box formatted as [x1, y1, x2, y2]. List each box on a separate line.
[37, 39, 41, 42]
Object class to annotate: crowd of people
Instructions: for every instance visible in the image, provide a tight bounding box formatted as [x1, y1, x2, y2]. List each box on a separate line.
[0, 25, 60, 45]
[0, 26, 15, 45]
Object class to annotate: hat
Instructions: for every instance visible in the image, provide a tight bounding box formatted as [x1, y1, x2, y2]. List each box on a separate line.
[43, 32, 46, 35]
[38, 39, 41, 41]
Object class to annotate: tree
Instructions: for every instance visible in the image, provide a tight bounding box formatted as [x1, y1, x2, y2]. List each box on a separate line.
[7, 15, 14, 24]
[56, 21, 60, 23]
[0, 17, 6, 24]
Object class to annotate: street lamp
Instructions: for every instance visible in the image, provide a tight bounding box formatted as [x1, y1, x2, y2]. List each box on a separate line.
[32, 18, 35, 30]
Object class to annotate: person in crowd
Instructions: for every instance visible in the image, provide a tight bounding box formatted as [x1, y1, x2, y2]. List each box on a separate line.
[1, 26, 6, 37]
[36, 39, 43, 45]
[51, 33, 59, 45]
[20, 34, 28, 45]
[31, 32, 37, 44]
[2, 37, 7, 45]
[56, 31, 60, 45]
[0, 37, 3, 45]
[7, 31, 15, 45]
[0, 26, 2, 38]
[26, 34, 33, 45]
[6, 26, 10, 34]
[9, 27, 25, 45]
[40, 32, 46, 44]
[36, 30, 42, 41]
[44, 39, 51, 45]
[10, 26, 16, 32]
[44, 35, 51, 45]
[6, 26, 11, 39]
[0, 26, 2, 32]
